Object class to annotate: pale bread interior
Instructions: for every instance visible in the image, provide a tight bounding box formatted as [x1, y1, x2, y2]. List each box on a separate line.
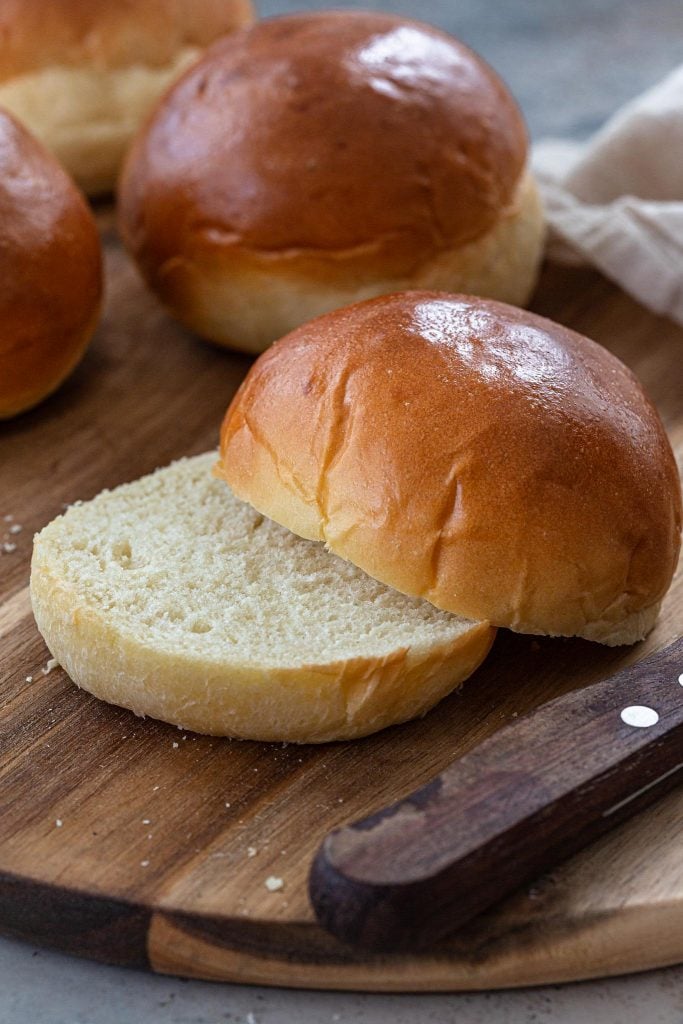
[30, 453, 494, 742]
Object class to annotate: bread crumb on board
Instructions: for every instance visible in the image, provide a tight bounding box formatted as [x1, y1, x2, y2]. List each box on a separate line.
[42, 658, 59, 675]
[265, 876, 284, 892]
[55, 819, 63, 828]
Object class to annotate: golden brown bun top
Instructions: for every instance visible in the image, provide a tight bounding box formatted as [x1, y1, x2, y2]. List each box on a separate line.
[219, 292, 682, 645]
[119, 11, 527, 275]
[0, 0, 254, 79]
[0, 109, 102, 415]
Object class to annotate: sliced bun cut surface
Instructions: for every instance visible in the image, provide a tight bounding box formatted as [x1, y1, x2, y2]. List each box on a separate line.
[30, 454, 494, 743]
[0, 0, 254, 195]
[0, 110, 102, 419]
[119, 11, 544, 352]
[219, 292, 682, 646]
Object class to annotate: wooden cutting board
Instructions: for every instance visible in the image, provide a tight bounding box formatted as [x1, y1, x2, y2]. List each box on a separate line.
[1, 211, 682, 991]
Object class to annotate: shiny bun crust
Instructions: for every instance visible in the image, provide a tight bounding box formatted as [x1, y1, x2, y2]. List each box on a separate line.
[119, 12, 544, 353]
[218, 292, 682, 646]
[0, 0, 254, 195]
[0, 111, 102, 419]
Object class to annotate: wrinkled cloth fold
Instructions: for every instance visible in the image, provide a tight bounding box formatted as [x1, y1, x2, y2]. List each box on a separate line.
[533, 64, 683, 324]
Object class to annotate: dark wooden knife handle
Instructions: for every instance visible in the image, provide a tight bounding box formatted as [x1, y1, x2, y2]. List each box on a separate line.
[309, 637, 683, 952]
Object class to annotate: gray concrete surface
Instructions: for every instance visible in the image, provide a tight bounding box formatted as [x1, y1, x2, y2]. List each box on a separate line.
[3, 1, 683, 1021]
[3, 936, 683, 1024]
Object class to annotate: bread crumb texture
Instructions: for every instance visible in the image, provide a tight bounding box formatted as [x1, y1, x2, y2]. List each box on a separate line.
[30, 453, 493, 742]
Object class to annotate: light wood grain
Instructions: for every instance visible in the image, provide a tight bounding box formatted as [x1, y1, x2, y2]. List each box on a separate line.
[0, 218, 681, 989]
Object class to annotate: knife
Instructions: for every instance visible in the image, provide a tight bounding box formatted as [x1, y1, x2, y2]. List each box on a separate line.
[309, 636, 683, 952]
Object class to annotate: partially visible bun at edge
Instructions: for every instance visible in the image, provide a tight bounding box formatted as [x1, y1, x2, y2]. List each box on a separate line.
[0, 0, 255, 194]
[0, 110, 102, 419]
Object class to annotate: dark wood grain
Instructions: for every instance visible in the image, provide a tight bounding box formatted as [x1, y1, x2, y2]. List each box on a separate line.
[0, 218, 681, 989]
[0, 871, 150, 967]
[310, 639, 683, 951]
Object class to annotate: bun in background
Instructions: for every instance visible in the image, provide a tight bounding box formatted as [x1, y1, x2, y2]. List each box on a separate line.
[119, 12, 544, 353]
[0, 0, 254, 195]
[0, 110, 102, 419]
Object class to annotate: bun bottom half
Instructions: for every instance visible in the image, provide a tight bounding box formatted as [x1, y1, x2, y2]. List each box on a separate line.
[30, 454, 494, 743]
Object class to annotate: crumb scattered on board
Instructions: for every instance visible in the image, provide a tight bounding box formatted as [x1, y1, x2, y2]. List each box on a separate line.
[1, 516, 22, 553]
[265, 876, 284, 892]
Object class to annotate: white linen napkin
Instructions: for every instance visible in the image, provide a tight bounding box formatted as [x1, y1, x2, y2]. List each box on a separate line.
[533, 64, 683, 325]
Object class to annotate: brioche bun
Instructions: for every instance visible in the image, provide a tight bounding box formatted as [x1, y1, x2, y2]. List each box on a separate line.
[0, 0, 254, 195]
[119, 12, 544, 354]
[31, 454, 495, 743]
[218, 292, 682, 646]
[0, 110, 102, 419]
